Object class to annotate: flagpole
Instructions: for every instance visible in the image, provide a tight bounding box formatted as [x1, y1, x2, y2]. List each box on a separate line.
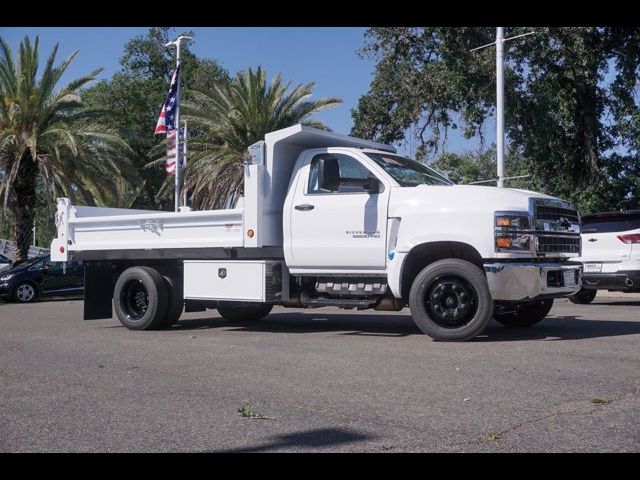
[165, 35, 192, 212]
[174, 43, 181, 212]
[182, 120, 188, 207]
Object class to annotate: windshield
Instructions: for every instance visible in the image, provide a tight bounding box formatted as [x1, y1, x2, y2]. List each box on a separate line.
[582, 214, 640, 234]
[365, 152, 452, 187]
[12, 256, 47, 269]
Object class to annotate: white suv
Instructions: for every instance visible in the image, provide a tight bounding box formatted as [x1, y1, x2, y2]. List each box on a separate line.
[570, 210, 640, 303]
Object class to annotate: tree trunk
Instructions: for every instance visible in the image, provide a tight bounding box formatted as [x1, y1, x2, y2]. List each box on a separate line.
[10, 151, 38, 266]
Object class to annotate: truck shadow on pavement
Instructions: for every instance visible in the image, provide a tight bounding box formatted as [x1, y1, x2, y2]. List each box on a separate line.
[174, 312, 421, 337]
[477, 315, 640, 342]
[172, 312, 640, 341]
[206, 427, 373, 453]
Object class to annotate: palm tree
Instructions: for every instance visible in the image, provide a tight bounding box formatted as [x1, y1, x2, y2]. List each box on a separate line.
[176, 66, 342, 209]
[0, 36, 135, 264]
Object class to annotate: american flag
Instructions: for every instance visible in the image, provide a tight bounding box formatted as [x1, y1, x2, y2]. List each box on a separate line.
[165, 128, 185, 175]
[154, 64, 182, 135]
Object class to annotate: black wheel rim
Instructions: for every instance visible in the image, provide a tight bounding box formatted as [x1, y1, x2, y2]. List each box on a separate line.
[120, 279, 149, 321]
[425, 275, 478, 329]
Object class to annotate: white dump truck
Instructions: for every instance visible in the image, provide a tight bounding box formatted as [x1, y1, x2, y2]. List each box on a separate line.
[51, 124, 582, 341]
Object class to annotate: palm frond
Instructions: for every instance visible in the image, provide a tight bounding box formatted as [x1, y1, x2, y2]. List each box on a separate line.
[177, 66, 341, 209]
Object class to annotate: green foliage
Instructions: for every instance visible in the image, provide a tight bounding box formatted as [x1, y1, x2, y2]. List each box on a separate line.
[352, 27, 640, 213]
[236, 404, 264, 418]
[431, 150, 498, 185]
[0, 35, 135, 261]
[178, 66, 342, 209]
[431, 147, 538, 191]
[82, 27, 229, 210]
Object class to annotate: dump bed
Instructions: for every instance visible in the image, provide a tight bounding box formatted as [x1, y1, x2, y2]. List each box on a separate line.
[51, 199, 244, 261]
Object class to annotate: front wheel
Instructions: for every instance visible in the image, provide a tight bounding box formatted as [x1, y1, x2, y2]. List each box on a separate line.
[568, 288, 597, 305]
[408, 259, 494, 341]
[13, 282, 38, 303]
[217, 303, 273, 322]
[493, 299, 554, 327]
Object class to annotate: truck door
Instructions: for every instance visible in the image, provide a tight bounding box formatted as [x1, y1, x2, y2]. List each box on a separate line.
[288, 152, 389, 270]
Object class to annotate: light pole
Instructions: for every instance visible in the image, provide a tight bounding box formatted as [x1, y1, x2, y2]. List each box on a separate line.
[165, 35, 192, 211]
[471, 28, 536, 188]
[496, 27, 505, 188]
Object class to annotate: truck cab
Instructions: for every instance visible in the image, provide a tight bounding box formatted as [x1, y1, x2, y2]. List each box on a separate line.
[51, 124, 582, 341]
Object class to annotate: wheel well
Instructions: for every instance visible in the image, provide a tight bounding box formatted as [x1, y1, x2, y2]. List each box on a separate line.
[400, 242, 484, 300]
[83, 261, 182, 320]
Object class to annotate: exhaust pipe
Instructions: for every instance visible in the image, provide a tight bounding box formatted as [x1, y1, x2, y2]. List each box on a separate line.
[625, 277, 634, 287]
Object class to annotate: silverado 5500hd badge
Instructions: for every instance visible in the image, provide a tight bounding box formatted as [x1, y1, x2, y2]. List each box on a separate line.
[346, 230, 381, 239]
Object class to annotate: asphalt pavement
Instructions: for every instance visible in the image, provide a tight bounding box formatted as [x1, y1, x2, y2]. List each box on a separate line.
[1, 293, 639, 452]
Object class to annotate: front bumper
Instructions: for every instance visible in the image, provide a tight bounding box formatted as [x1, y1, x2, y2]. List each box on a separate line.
[0, 282, 10, 300]
[582, 270, 640, 292]
[484, 261, 582, 301]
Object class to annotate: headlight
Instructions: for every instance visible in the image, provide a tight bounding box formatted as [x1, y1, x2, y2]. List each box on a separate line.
[0, 274, 14, 281]
[495, 211, 533, 252]
[495, 213, 531, 230]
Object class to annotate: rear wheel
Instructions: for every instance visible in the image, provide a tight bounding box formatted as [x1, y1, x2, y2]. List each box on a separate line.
[408, 259, 494, 341]
[113, 266, 168, 330]
[568, 288, 597, 305]
[13, 282, 38, 303]
[217, 303, 273, 322]
[493, 299, 554, 327]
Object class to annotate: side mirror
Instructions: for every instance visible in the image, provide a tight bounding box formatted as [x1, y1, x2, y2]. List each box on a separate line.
[318, 157, 340, 192]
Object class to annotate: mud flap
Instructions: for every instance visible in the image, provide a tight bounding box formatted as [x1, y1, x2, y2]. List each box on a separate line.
[84, 262, 115, 320]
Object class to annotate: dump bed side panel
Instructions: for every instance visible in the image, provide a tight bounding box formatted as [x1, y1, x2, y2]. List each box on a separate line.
[51, 198, 244, 261]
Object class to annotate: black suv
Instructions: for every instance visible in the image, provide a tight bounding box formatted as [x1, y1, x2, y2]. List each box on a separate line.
[0, 255, 84, 303]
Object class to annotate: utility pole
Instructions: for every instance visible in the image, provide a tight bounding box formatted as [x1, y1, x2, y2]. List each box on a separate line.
[471, 28, 536, 188]
[495, 27, 505, 188]
[165, 35, 192, 211]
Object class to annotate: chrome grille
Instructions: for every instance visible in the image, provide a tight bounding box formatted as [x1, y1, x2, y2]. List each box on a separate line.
[536, 205, 580, 223]
[537, 235, 581, 254]
[531, 198, 581, 255]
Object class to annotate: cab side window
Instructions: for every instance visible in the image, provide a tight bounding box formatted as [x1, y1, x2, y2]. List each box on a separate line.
[308, 154, 379, 194]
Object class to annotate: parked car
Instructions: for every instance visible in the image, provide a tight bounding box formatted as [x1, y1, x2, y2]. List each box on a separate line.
[0, 253, 10, 272]
[570, 209, 640, 304]
[0, 255, 84, 303]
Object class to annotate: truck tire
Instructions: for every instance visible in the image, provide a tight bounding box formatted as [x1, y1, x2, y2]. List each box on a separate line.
[408, 259, 494, 341]
[157, 275, 184, 329]
[568, 288, 597, 305]
[217, 303, 273, 322]
[493, 299, 554, 327]
[113, 266, 168, 330]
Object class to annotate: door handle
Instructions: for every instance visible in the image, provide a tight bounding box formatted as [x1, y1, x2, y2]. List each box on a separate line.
[294, 204, 315, 211]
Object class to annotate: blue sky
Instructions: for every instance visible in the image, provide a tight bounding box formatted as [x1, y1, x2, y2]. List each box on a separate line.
[0, 26, 488, 155]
